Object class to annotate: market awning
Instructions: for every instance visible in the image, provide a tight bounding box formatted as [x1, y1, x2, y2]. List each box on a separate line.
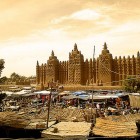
[34, 90, 58, 95]
[89, 93, 126, 100]
[58, 91, 71, 96]
[34, 90, 50, 95]
[62, 95, 77, 100]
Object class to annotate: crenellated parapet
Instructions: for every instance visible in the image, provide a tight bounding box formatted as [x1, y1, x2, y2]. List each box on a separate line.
[89, 58, 93, 84]
[126, 55, 131, 76]
[96, 58, 99, 85]
[43, 63, 47, 84]
[131, 55, 136, 75]
[40, 63, 44, 84]
[59, 61, 68, 84]
[136, 51, 140, 77]
[113, 56, 119, 85]
[122, 56, 126, 80]
[36, 60, 40, 84]
[84, 59, 89, 85]
[117, 56, 122, 85]
[36, 43, 139, 87]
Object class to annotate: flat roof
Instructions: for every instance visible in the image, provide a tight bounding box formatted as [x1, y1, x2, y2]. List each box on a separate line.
[42, 121, 91, 139]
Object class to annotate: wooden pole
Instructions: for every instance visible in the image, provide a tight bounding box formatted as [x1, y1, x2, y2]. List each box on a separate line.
[46, 82, 52, 128]
[91, 45, 95, 124]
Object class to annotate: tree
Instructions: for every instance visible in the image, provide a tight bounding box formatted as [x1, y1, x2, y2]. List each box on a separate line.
[9, 72, 29, 84]
[8, 72, 35, 85]
[10, 72, 20, 81]
[123, 76, 140, 93]
[0, 93, 6, 103]
[0, 76, 8, 84]
[0, 59, 5, 77]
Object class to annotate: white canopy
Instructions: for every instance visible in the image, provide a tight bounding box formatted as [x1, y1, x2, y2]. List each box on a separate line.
[34, 90, 50, 95]
[22, 86, 32, 90]
[13, 90, 27, 95]
[89, 93, 125, 100]
[5, 91, 13, 96]
[59, 91, 71, 96]
[130, 93, 140, 96]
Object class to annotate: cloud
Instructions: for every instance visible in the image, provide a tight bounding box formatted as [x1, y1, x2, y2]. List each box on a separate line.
[49, 0, 140, 40]
[71, 9, 100, 20]
[0, 0, 140, 41]
[51, 9, 101, 24]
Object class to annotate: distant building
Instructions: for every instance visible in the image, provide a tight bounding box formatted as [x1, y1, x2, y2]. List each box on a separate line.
[36, 43, 140, 87]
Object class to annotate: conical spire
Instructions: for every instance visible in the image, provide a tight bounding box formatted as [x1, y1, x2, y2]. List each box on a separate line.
[101, 42, 109, 54]
[37, 60, 39, 66]
[93, 45, 95, 60]
[51, 50, 54, 56]
[103, 42, 107, 49]
[74, 43, 78, 51]
[137, 51, 140, 57]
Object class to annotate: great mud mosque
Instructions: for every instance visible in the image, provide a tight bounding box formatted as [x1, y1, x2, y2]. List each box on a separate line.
[36, 43, 140, 87]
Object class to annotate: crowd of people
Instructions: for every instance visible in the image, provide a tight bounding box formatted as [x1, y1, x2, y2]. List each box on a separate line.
[1, 90, 140, 119]
[52, 94, 140, 118]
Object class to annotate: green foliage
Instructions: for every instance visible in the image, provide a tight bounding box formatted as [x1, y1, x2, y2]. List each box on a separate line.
[10, 72, 27, 82]
[123, 76, 140, 93]
[0, 93, 7, 103]
[9, 72, 35, 83]
[0, 76, 8, 84]
[10, 72, 20, 81]
[0, 59, 5, 77]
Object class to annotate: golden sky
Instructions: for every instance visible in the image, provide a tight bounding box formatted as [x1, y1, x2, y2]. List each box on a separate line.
[0, 0, 140, 77]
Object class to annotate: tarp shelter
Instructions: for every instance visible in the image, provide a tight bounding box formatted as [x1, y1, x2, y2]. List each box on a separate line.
[73, 91, 87, 96]
[78, 94, 89, 100]
[62, 95, 77, 100]
[12, 90, 28, 96]
[22, 93, 35, 97]
[58, 91, 71, 96]
[62, 94, 89, 101]
[129, 94, 140, 108]
[108, 107, 117, 111]
[34, 90, 58, 95]
[5, 91, 13, 96]
[22, 86, 32, 90]
[8, 86, 21, 92]
[34, 90, 50, 95]
[89, 93, 126, 100]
